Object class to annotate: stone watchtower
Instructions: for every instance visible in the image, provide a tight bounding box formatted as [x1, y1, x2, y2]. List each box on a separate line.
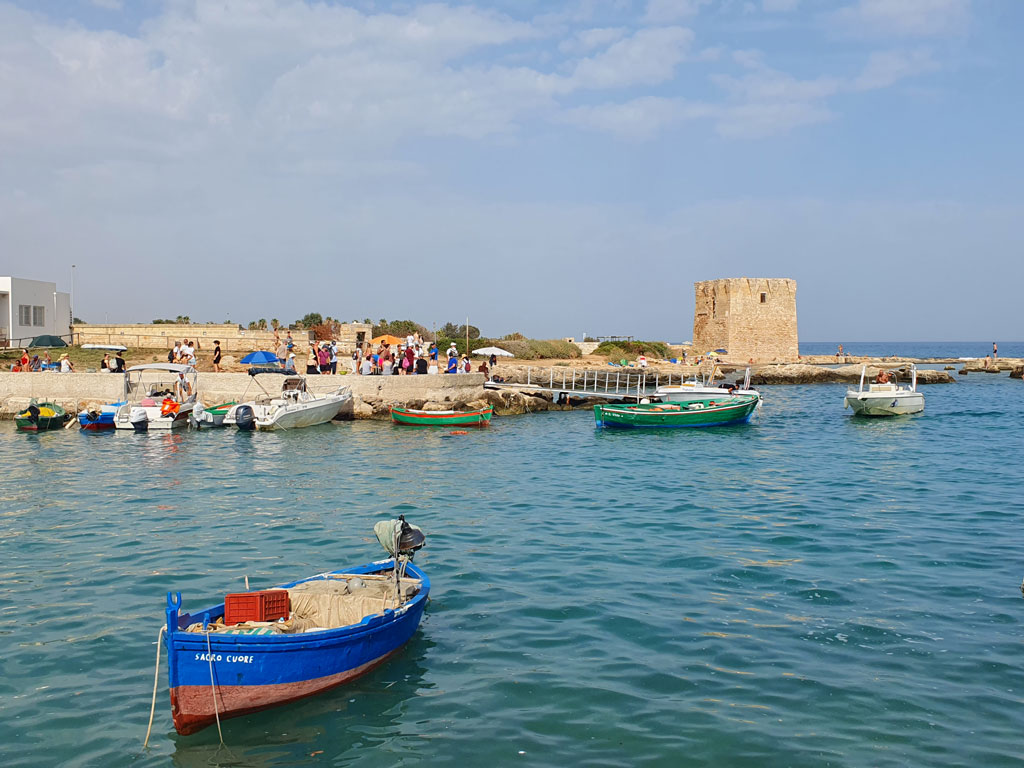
[692, 278, 798, 362]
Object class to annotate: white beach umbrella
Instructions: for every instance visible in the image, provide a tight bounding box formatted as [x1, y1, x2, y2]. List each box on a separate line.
[472, 346, 514, 357]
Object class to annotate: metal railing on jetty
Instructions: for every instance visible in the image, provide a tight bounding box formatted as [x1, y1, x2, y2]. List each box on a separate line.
[486, 366, 695, 402]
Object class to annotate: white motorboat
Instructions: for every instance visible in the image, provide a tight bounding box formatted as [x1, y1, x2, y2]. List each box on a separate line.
[655, 367, 761, 404]
[223, 369, 351, 430]
[844, 365, 924, 416]
[113, 364, 197, 431]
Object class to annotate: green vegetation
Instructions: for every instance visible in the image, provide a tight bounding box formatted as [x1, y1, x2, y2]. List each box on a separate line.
[594, 340, 670, 362]
[373, 319, 430, 339]
[437, 337, 582, 360]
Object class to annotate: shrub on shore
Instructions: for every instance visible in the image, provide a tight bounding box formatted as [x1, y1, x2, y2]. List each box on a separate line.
[594, 341, 670, 361]
[437, 337, 582, 360]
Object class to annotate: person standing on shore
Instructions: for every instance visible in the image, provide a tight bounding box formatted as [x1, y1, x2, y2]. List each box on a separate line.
[329, 340, 338, 375]
[993, 342, 998, 359]
[306, 346, 319, 374]
[212, 340, 222, 372]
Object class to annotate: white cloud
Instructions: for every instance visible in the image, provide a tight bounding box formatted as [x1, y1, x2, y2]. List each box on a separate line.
[762, 0, 800, 11]
[558, 27, 627, 55]
[560, 96, 713, 139]
[852, 49, 938, 90]
[643, 0, 711, 24]
[833, 0, 971, 37]
[570, 26, 694, 89]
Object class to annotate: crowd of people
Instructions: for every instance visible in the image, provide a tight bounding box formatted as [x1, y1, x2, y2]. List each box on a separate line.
[8, 348, 125, 373]
[344, 334, 494, 378]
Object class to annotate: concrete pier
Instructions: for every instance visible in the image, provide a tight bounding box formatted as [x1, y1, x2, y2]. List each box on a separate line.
[0, 372, 487, 420]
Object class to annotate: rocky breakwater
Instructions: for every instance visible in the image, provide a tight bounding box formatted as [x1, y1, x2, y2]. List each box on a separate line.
[955, 358, 1022, 375]
[748, 364, 955, 386]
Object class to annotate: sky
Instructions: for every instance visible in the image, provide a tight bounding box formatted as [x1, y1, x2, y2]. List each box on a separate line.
[1, 0, 1021, 342]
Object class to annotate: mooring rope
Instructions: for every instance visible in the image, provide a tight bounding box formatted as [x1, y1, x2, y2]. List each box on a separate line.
[206, 631, 225, 746]
[142, 625, 166, 748]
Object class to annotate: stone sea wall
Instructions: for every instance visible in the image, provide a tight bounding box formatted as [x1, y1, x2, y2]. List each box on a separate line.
[0, 372, 488, 420]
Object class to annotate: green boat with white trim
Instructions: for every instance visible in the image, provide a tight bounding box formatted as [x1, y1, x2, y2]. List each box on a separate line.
[594, 395, 759, 429]
[391, 406, 492, 427]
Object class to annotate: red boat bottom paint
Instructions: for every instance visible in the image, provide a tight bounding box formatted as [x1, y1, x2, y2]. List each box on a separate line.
[170, 649, 398, 735]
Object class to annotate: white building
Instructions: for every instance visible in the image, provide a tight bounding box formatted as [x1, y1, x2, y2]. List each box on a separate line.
[0, 277, 72, 347]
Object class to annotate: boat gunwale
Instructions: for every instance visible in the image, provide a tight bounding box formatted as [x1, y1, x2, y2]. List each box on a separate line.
[169, 560, 430, 647]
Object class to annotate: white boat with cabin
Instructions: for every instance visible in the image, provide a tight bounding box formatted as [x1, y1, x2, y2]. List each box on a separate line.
[113, 364, 197, 431]
[844, 365, 925, 416]
[223, 369, 351, 430]
[654, 367, 762, 404]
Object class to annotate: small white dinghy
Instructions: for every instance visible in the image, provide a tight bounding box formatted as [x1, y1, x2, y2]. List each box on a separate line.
[844, 365, 924, 417]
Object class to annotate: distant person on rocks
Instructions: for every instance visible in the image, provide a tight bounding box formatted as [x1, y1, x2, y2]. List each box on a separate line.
[317, 343, 330, 374]
[100, 353, 111, 372]
[993, 342, 998, 359]
[638, 354, 648, 368]
[43, 351, 52, 368]
[415, 355, 428, 375]
[478, 361, 490, 379]
[169, 341, 180, 363]
[286, 351, 296, 371]
[429, 343, 438, 362]
[360, 354, 373, 376]
[489, 353, 497, 368]
[447, 343, 458, 362]
[59, 353, 74, 373]
[113, 351, 126, 373]
[306, 347, 319, 375]
[212, 340, 222, 372]
[329, 340, 338, 375]
[29, 355, 41, 372]
[286, 332, 294, 351]
[19, 348, 29, 371]
[446, 355, 458, 374]
[463, 355, 472, 374]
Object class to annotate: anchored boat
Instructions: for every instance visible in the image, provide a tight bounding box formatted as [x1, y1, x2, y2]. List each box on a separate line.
[595, 394, 760, 429]
[654, 367, 761, 404]
[390, 406, 492, 427]
[844, 365, 924, 417]
[190, 401, 237, 428]
[113, 364, 198, 431]
[223, 369, 350, 430]
[158, 517, 428, 736]
[16, 401, 69, 431]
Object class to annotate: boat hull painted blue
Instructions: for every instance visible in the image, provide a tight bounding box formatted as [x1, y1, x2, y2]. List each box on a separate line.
[165, 560, 429, 735]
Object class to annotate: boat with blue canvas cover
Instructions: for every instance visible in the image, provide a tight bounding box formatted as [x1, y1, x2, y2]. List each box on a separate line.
[160, 517, 428, 736]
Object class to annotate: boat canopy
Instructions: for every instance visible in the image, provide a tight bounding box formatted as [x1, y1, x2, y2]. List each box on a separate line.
[127, 364, 196, 374]
[248, 367, 293, 376]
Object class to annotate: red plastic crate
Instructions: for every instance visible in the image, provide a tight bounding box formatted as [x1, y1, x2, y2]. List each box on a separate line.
[224, 590, 290, 625]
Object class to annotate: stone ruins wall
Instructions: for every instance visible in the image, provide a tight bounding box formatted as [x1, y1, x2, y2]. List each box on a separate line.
[693, 278, 798, 362]
[73, 322, 373, 354]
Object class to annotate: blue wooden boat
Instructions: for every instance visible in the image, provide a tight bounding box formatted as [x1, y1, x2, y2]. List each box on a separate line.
[162, 518, 428, 735]
[78, 401, 125, 430]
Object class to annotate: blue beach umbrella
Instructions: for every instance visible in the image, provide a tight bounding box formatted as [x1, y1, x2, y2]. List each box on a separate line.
[240, 350, 279, 365]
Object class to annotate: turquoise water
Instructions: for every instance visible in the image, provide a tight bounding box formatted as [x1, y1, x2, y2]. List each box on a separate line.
[2, 373, 1023, 767]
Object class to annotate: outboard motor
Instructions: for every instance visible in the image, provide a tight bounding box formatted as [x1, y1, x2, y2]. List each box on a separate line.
[189, 402, 205, 429]
[234, 404, 256, 431]
[129, 407, 149, 433]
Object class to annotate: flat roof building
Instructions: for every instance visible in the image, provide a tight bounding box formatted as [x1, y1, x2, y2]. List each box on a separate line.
[0, 276, 71, 347]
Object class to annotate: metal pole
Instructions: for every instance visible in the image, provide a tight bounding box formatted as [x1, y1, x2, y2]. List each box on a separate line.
[616, 372, 620, 393]
[563, 370, 566, 389]
[527, 367, 531, 386]
[550, 369, 553, 388]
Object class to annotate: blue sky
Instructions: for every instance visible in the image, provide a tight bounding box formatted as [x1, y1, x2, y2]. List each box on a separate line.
[1, 0, 1020, 341]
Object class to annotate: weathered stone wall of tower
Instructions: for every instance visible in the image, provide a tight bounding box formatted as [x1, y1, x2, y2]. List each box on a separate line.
[693, 278, 798, 362]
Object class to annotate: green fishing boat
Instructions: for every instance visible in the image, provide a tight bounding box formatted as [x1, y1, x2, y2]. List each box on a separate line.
[391, 406, 492, 427]
[594, 395, 759, 429]
[15, 401, 69, 431]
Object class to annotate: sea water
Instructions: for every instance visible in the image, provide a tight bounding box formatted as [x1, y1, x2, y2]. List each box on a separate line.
[1, 372, 1023, 767]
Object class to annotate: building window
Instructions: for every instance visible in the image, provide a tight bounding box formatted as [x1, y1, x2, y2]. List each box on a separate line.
[32, 306, 45, 326]
[760, 293, 767, 303]
[18, 305, 31, 326]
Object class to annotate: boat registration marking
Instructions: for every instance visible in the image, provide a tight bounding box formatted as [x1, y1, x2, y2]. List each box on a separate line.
[194, 653, 255, 663]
